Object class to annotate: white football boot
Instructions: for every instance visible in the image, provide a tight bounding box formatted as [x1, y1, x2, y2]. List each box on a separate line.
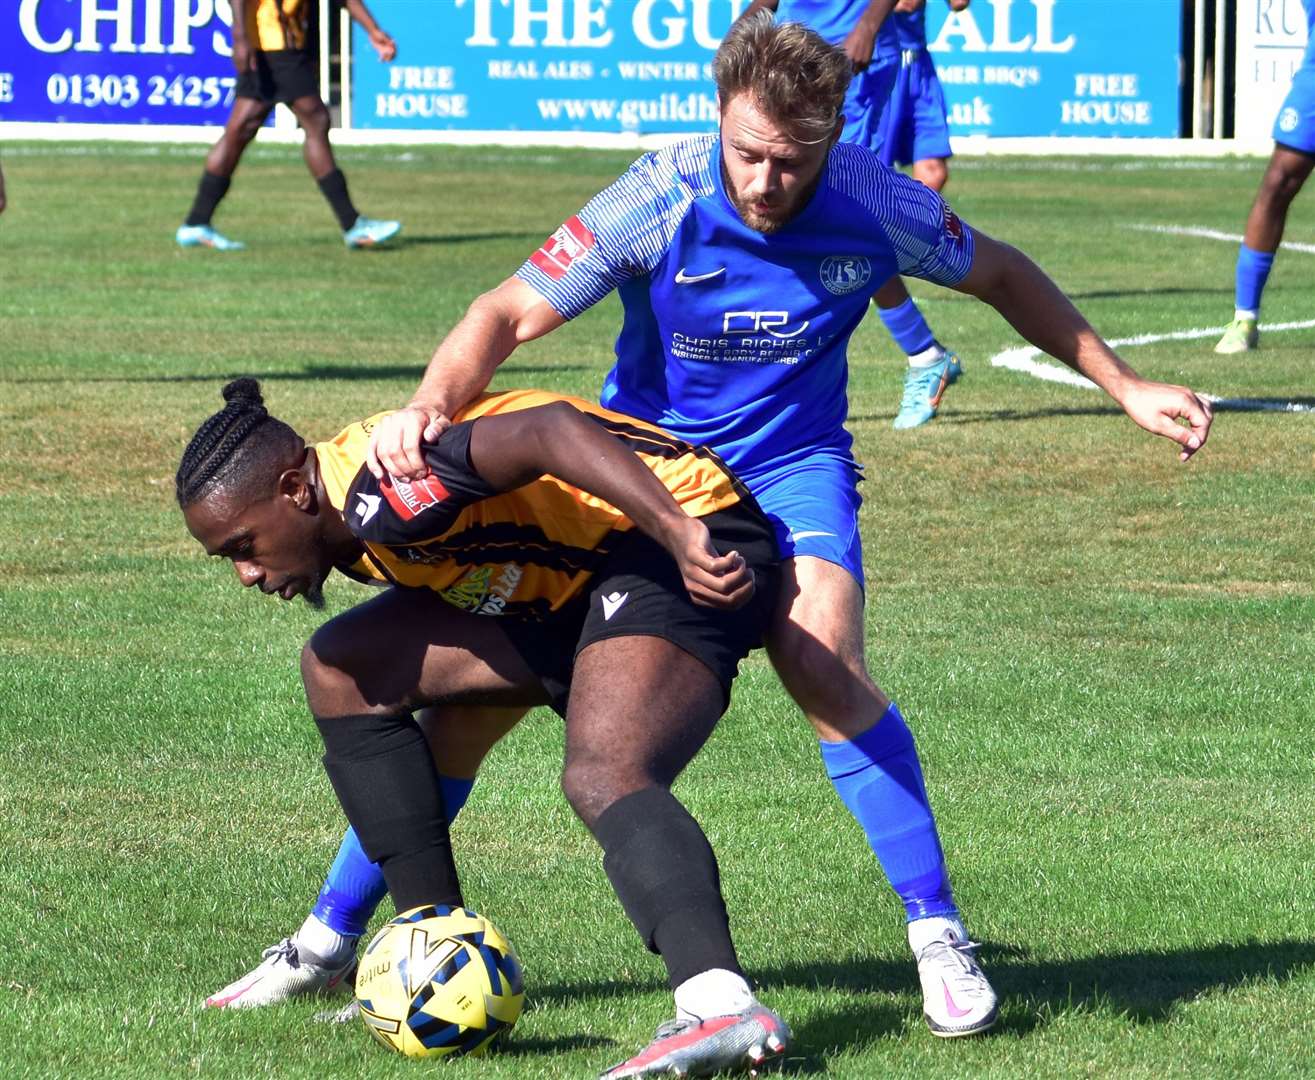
[205, 938, 357, 1009]
[911, 921, 999, 1037]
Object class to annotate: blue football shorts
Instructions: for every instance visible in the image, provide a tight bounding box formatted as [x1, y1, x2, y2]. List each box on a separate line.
[1274, 65, 1315, 155]
[877, 51, 953, 168]
[841, 59, 900, 154]
[741, 451, 865, 588]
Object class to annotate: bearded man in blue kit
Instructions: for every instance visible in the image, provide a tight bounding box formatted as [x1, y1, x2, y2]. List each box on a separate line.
[230, 13, 1213, 1073]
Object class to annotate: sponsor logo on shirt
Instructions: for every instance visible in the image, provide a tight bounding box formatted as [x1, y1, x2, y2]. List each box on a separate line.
[819, 255, 873, 296]
[440, 564, 524, 615]
[723, 310, 810, 338]
[942, 202, 965, 242]
[381, 474, 451, 521]
[529, 215, 596, 280]
[1279, 107, 1299, 133]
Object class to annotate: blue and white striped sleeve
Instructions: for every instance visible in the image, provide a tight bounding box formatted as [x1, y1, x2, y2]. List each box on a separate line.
[882, 170, 976, 287]
[514, 155, 679, 320]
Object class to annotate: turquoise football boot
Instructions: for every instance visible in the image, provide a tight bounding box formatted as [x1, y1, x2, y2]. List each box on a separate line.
[175, 224, 245, 251]
[344, 216, 402, 249]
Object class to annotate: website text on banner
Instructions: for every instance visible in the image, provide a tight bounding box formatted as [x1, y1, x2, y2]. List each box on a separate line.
[1235, 0, 1311, 140]
[0, 0, 238, 125]
[350, 0, 1180, 138]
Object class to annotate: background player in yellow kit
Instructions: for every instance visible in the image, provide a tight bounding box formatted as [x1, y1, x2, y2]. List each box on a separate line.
[176, 0, 401, 251]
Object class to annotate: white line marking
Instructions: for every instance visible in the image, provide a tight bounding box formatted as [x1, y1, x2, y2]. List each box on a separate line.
[989, 321, 1315, 413]
[1129, 223, 1315, 255]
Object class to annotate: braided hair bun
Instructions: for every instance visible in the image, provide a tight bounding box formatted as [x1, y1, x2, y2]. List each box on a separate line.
[221, 377, 265, 409]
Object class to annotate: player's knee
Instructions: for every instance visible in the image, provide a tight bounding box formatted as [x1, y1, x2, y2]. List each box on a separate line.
[301, 621, 361, 703]
[297, 102, 330, 137]
[1261, 165, 1306, 207]
[561, 755, 647, 829]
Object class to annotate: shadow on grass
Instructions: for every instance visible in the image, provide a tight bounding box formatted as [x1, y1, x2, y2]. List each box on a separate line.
[853, 398, 1315, 427]
[528, 939, 1315, 1062]
[5, 363, 595, 385]
[494, 1033, 617, 1057]
[393, 232, 544, 248]
[1067, 285, 1234, 301]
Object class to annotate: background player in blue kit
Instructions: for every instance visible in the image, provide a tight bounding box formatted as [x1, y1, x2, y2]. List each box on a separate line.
[878, 0, 970, 194]
[361, 13, 1210, 1051]
[1216, 0, 1315, 354]
[743, 0, 964, 429]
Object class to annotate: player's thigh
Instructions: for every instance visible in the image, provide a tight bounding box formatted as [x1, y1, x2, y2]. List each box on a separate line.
[416, 704, 529, 779]
[566, 634, 726, 789]
[1266, 142, 1315, 193]
[766, 555, 889, 725]
[302, 587, 547, 717]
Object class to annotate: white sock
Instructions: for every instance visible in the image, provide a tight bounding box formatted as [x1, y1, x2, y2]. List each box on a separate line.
[1234, 308, 1257, 321]
[907, 342, 946, 368]
[295, 913, 356, 966]
[673, 968, 755, 1022]
[907, 914, 969, 957]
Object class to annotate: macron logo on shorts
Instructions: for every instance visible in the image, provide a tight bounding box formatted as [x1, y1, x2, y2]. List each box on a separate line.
[529, 216, 595, 281]
[354, 493, 381, 525]
[601, 591, 629, 621]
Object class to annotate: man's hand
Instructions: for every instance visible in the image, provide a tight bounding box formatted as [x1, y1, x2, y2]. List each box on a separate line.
[366, 404, 451, 480]
[668, 518, 756, 610]
[895, 0, 925, 13]
[843, 21, 879, 70]
[1115, 378, 1214, 462]
[231, 38, 256, 76]
[369, 27, 396, 62]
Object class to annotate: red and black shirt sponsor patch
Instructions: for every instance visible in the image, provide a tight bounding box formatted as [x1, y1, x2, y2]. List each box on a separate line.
[528, 215, 596, 281]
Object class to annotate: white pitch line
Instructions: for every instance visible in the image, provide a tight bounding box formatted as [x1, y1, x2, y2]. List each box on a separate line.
[1129, 223, 1315, 255]
[989, 320, 1315, 412]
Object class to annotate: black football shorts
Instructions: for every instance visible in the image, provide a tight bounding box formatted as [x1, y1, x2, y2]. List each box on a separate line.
[500, 503, 781, 717]
[236, 49, 320, 105]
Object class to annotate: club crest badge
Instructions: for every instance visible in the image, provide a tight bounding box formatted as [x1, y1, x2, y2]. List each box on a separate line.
[820, 255, 873, 296]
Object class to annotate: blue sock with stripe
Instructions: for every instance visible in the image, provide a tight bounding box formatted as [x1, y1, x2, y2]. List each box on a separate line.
[311, 774, 476, 936]
[877, 297, 937, 357]
[819, 703, 958, 922]
[1235, 244, 1275, 314]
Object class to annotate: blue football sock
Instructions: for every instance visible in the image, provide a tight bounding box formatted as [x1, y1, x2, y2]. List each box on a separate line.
[312, 774, 476, 936]
[876, 297, 937, 357]
[1235, 244, 1275, 314]
[819, 703, 957, 922]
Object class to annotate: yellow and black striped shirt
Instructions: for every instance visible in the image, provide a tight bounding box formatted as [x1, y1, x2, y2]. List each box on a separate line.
[315, 390, 755, 620]
[245, 0, 309, 51]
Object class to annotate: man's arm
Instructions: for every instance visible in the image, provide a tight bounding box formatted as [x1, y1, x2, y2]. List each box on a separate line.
[228, 0, 255, 74]
[343, 0, 396, 61]
[953, 230, 1212, 459]
[469, 404, 755, 610]
[844, 0, 898, 70]
[367, 277, 566, 479]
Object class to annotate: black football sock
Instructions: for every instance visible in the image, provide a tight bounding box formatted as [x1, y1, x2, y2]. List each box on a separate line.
[315, 711, 463, 912]
[316, 168, 359, 231]
[594, 786, 743, 989]
[184, 170, 231, 227]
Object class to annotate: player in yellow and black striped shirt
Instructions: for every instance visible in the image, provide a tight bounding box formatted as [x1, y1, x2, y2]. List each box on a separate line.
[179, 379, 792, 1067]
[176, 0, 402, 252]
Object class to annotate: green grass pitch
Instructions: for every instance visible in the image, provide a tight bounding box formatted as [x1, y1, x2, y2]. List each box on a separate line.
[1, 140, 1314, 1078]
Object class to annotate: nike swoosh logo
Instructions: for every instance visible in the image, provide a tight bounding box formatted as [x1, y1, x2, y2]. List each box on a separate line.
[674, 267, 725, 285]
[942, 979, 973, 1019]
[601, 590, 629, 621]
[786, 530, 835, 543]
[355, 493, 381, 525]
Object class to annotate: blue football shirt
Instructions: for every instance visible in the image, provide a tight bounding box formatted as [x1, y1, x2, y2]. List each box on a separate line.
[775, 0, 901, 63]
[515, 136, 975, 487]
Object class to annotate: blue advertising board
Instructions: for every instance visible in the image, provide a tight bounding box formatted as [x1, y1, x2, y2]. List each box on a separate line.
[0, 0, 239, 125]
[928, 0, 1181, 137]
[350, 0, 1182, 138]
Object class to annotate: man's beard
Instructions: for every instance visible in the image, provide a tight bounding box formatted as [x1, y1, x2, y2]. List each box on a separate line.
[726, 186, 790, 234]
[303, 579, 326, 610]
